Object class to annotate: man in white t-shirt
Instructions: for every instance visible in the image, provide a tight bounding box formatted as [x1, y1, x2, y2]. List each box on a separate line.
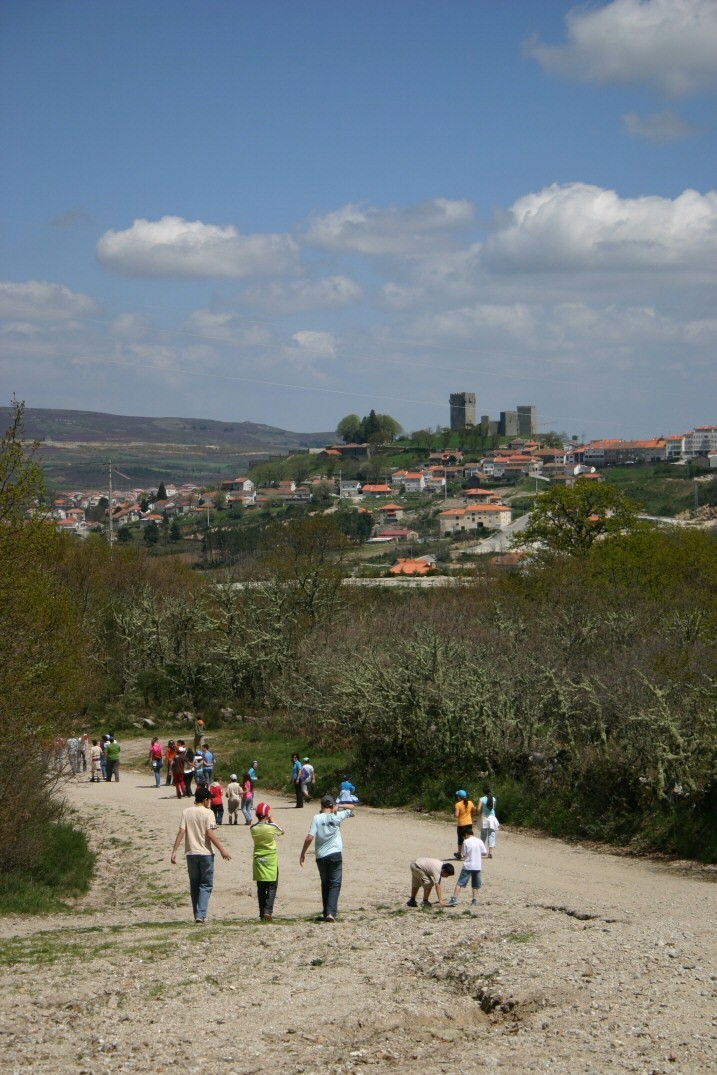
[171, 787, 231, 923]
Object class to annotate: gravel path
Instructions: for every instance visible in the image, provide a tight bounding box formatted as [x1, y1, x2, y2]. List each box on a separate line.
[1, 758, 715, 1074]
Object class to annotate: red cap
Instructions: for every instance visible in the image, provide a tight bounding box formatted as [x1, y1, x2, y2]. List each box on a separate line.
[255, 802, 271, 818]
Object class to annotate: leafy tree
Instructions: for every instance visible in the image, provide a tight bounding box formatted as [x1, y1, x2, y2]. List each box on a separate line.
[0, 399, 91, 873]
[117, 526, 133, 544]
[156, 481, 167, 501]
[336, 414, 361, 443]
[143, 520, 160, 545]
[139, 497, 149, 513]
[514, 480, 641, 555]
[540, 431, 566, 449]
[338, 508, 374, 543]
[169, 519, 182, 543]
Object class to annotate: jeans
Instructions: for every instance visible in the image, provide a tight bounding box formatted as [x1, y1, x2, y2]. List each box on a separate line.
[241, 797, 253, 823]
[211, 804, 224, 825]
[203, 766, 213, 785]
[257, 876, 278, 918]
[106, 759, 120, 782]
[152, 761, 162, 787]
[295, 780, 304, 808]
[186, 854, 214, 921]
[184, 771, 194, 797]
[316, 853, 342, 919]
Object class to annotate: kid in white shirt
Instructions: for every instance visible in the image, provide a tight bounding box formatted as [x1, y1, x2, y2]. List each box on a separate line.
[448, 834, 487, 906]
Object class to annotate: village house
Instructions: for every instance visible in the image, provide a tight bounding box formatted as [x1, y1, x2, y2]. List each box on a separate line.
[220, 475, 256, 494]
[378, 502, 404, 524]
[389, 557, 434, 576]
[339, 479, 362, 498]
[439, 503, 512, 535]
[361, 483, 392, 497]
[391, 470, 426, 493]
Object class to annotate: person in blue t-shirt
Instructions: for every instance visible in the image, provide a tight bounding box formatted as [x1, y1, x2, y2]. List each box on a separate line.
[299, 795, 355, 922]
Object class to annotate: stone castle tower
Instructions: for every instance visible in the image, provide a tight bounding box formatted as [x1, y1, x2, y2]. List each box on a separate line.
[449, 392, 476, 430]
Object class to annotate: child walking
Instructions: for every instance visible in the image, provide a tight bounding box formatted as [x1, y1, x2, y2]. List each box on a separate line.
[209, 779, 225, 825]
[250, 802, 284, 921]
[241, 771, 254, 825]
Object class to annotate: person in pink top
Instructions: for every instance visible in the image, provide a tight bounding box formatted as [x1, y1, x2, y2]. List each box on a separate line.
[209, 779, 224, 825]
[148, 736, 164, 788]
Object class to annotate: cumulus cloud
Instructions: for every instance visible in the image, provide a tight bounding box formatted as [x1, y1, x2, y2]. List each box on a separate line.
[0, 280, 99, 321]
[622, 110, 696, 143]
[97, 216, 299, 278]
[482, 183, 717, 273]
[303, 198, 474, 255]
[241, 274, 362, 313]
[527, 0, 717, 97]
[291, 330, 336, 360]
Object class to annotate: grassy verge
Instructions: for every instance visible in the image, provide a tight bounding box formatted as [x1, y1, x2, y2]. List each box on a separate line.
[0, 822, 96, 915]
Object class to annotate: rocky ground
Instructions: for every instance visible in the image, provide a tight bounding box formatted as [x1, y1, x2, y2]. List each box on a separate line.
[0, 754, 715, 1074]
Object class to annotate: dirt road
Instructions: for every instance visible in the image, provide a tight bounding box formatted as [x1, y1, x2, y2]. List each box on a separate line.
[1, 756, 715, 1074]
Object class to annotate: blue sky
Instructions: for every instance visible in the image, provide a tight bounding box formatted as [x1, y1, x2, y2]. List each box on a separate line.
[1, 0, 716, 438]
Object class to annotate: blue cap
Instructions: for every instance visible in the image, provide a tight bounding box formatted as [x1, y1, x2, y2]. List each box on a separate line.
[456, 789, 467, 799]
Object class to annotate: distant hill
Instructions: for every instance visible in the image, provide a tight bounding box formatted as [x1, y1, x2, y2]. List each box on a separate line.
[4, 407, 335, 490]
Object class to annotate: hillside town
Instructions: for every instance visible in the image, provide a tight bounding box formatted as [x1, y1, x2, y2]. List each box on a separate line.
[46, 418, 717, 544]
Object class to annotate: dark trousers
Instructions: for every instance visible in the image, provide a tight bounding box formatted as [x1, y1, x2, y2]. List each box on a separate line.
[316, 853, 342, 919]
[257, 876, 278, 918]
[457, 824, 473, 850]
[105, 759, 120, 782]
[295, 780, 304, 808]
[184, 771, 194, 797]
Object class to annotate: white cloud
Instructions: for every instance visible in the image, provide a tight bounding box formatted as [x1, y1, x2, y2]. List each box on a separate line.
[110, 312, 153, 339]
[527, 0, 717, 97]
[291, 330, 336, 360]
[241, 274, 362, 313]
[303, 198, 474, 255]
[0, 280, 99, 321]
[623, 110, 696, 143]
[97, 216, 299, 278]
[482, 183, 717, 273]
[183, 309, 273, 347]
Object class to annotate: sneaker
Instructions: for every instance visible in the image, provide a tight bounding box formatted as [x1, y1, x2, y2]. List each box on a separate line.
[324, 914, 336, 923]
[471, 898, 479, 905]
[263, 913, 272, 922]
[448, 896, 457, 906]
[194, 918, 206, 925]
[453, 852, 461, 860]
[406, 898, 418, 907]
[421, 900, 433, 908]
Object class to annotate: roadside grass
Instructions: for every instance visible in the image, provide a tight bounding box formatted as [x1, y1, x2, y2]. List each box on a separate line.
[0, 822, 95, 916]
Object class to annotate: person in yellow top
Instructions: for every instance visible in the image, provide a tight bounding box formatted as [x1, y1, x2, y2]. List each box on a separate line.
[454, 789, 477, 860]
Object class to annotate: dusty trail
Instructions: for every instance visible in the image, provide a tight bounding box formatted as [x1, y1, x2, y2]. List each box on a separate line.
[0, 754, 715, 1074]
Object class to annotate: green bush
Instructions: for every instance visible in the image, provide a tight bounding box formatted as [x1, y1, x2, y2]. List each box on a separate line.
[0, 821, 95, 915]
